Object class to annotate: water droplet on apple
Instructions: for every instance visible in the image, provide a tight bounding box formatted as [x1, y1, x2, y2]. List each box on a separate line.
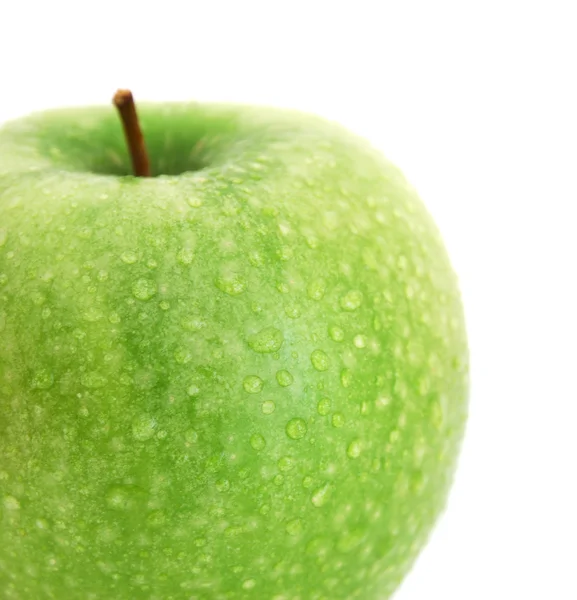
[0, 312, 6, 332]
[284, 304, 301, 319]
[243, 375, 263, 394]
[105, 484, 143, 511]
[180, 316, 205, 332]
[177, 248, 194, 265]
[80, 372, 107, 389]
[261, 400, 276, 415]
[216, 479, 230, 492]
[259, 503, 271, 515]
[132, 278, 157, 301]
[109, 312, 121, 324]
[347, 440, 362, 459]
[174, 348, 192, 364]
[3, 495, 20, 510]
[250, 433, 266, 451]
[286, 418, 307, 440]
[285, 518, 303, 536]
[353, 334, 367, 348]
[132, 414, 157, 441]
[147, 510, 166, 527]
[331, 412, 345, 428]
[328, 325, 345, 342]
[159, 300, 170, 311]
[278, 456, 295, 472]
[187, 196, 203, 208]
[215, 275, 246, 296]
[120, 250, 138, 264]
[242, 579, 256, 590]
[302, 476, 313, 488]
[274, 474, 284, 486]
[31, 368, 54, 390]
[0, 229, 6, 247]
[311, 349, 330, 371]
[276, 370, 294, 387]
[311, 482, 332, 507]
[340, 290, 363, 311]
[248, 327, 284, 353]
[184, 428, 198, 444]
[317, 398, 331, 416]
[307, 278, 326, 300]
[340, 368, 353, 388]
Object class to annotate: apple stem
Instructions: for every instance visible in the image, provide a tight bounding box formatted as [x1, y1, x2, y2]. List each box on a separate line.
[113, 89, 151, 177]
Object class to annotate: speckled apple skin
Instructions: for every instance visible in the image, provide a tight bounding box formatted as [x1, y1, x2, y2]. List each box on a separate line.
[0, 104, 468, 599]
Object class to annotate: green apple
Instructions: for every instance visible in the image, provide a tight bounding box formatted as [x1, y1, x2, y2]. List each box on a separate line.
[0, 100, 468, 599]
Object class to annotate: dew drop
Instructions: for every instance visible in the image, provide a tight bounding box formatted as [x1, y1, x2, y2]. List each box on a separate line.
[132, 278, 157, 301]
[105, 484, 142, 511]
[285, 518, 303, 536]
[340, 290, 363, 311]
[0, 229, 6, 247]
[215, 275, 246, 296]
[284, 304, 301, 319]
[216, 479, 231, 492]
[307, 278, 327, 301]
[242, 579, 256, 590]
[332, 412, 345, 428]
[81, 372, 108, 389]
[174, 348, 192, 364]
[286, 418, 307, 440]
[340, 368, 353, 388]
[278, 456, 295, 472]
[261, 400, 276, 415]
[3, 495, 20, 510]
[248, 327, 284, 353]
[31, 368, 54, 390]
[132, 414, 157, 441]
[347, 440, 362, 459]
[276, 370, 294, 387]
[311, 483, 332, 507]
[187, 196, 203, 208]
[302, 476, 313, 488]
[328, 326, 345, 342]
[177, 248, 194, 265]
[250, 433, 266, 451]
[147, 510, 166, 527]
[120, 250, 138, 264]
[274, 474, 285, 486]
[353, 334, 367, 348]
[243, 375, 263, 394]
[317, 398, 331, 416]
[311, 349, 330, 371]
[184, 428, 198, 444]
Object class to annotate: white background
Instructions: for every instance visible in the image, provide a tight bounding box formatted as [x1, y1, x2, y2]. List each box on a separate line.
[1, 1, 576, 598]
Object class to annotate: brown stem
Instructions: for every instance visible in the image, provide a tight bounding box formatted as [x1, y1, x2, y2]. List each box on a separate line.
[113, 89, 151, 177]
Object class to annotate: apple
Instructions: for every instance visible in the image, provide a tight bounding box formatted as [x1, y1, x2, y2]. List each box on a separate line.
[0, 93, 468, 599]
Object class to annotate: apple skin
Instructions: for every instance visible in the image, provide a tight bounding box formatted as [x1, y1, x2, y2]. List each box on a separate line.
[0, 104, 468, 599]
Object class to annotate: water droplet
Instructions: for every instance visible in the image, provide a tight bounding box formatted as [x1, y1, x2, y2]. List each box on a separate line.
[215, 275, 246, 296]
[83, 307, 103, 322]
[276, 282, 290, 294]
[284, 304, 301, 319]
[332, 412, 345, 428]
[174, 348, 192, 364]
[0, 229, 6, 247]
[347, 440, 362, 459]
[317, 398, 331, 416]
[242, 579, 256, 590]
[81, 372, 108, 389]
[132, 278, 157, 300]
[31, 368, 54, 390]
[0, 312, 6, 332]
[259, 503, 271, 515]
[311, 482, 332, 507]
[340, 368, 353, 388]
[353, 334, 367, 348]
[311, 349, 330, 371]
[328, 326, 345, 342]
[180, 316, 205, 332]
[276, 370, 294, 387]
[248, 327, 284, 353]
[307, 278, 326, 300]
[286, 418, 307, 440]
[216, 479, 230, 492]
[109, 312, 121, 324]
[177, 248, 194, 265]
[243, 375, 263, 394]
[261, 400, 276, 415]
[132, 414, 157, 441]
[187, 196, 203, 208]
[274, 474, 284, 486]
[278, 456, 295, 472]
[184, 428, 198, 444]
[430, 396, 445, 430]
[147, 510, 166, 527]
[285, 518, 303, 536]
[159, 300, 170, 311]
[250, 433, 266, 451]
[187, 384, 200, 396]
[120, 250, 138, 264]
[248, 250, 264, 267]
[340, 290, 363, 311]
[105, 484, 143, 511]
[277, 246, 293, 261]
[3, 495, 20, 510]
